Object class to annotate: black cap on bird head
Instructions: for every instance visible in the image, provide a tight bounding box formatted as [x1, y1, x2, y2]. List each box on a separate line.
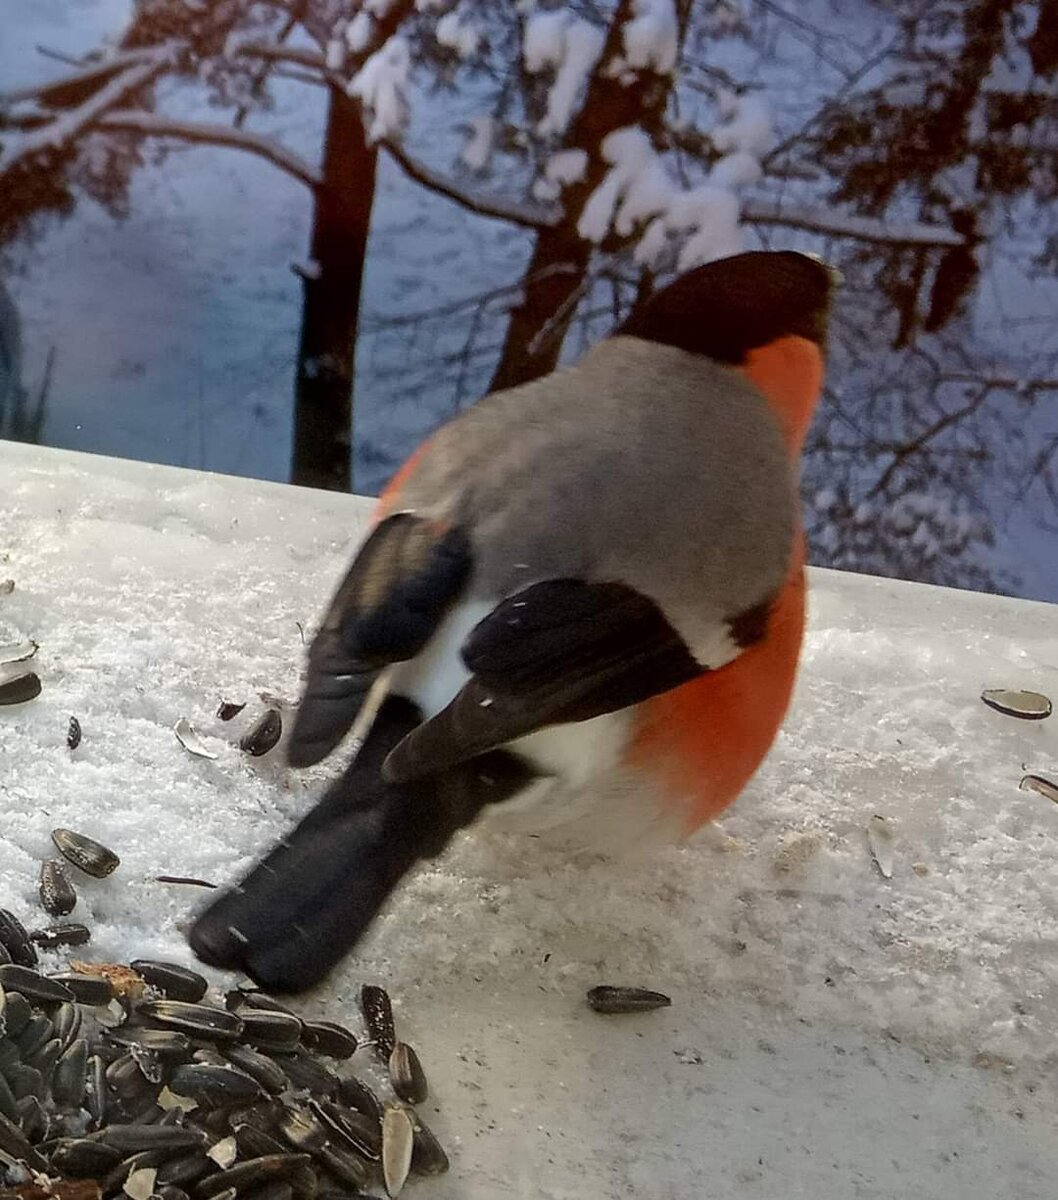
[617, 250, 836, 364]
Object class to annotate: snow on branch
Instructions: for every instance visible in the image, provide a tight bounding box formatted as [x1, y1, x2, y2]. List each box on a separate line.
[743, 199, 964, 248]
[381, 139, 561, 229]
[0, 47, 164, 107]
[95, 111, 323, 189]
[0, 53, 173, 179]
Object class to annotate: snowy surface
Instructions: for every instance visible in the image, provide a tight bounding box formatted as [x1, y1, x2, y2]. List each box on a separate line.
[2, 440, 1057, 1198]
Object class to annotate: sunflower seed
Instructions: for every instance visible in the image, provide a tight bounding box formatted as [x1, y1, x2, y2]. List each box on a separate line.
[52, 1037, 89, 1107]
[232, 1124, 288, 1161]
[585, 985, 672, 1014]
[27, 1036, 62, 1078]
[408, 1110, 448, 1176]
[15, 1093, 47, 1144]
[359, 986, 395, 1062]
[14, 1014, 53, 1060]
[239, 710, 282, 758]
[226, 991, 296, 1017]
[299, 1022, 357, 1061]
[0, 640, 36, 665]
[67, 716, 82, 750]
[0, 672, 40, 705]
[168, 1064, 264, 1108]
[309, 1101, 380, 1162]
[158, 1188, 192, 1200]
[240, 1010, 302, 1053]
[157, 875, 218, 888]
[1020, 773, 1058, 804]
[381, 1103, 413, 1198]
[130, 961, 208, 1004]
[981, 688, 1052, 720]
[244, 1184, 293, 1200]
[224, 1045, 289, 1095]
[277, 1107, 324, 1154]
[109, 1028, 192, 1057]
[287, 1162, 318, 1200]
[388, 1043, 427, 1105]
[155, 1150, 215, 1188]
[3, 991, 31, 1037]
[53, 1000, 82, 1049]
[195, 1153, 312, 1199]
[269, 1049, 337, 1097]
[52, 828, 120, 878]
[30, 922, 91, 949]
[332, 1081, 380, 1133]
[217, 702, 246, 722]
[0, 1069, 18, 1122]
[51, 1137, 125, 1177]
[8, 1061, 45, 1102]
[0, 911, 37, 967]
[99, 1125, 207, 1153]
[867, 814, 895, 879]
[175, 718, 220, 761]
[50, 972, 114, 1006]
[38, 861, 78, 918]
[140, 1001, 244, 1042]
[0, 965, 73, 1004]
[85, 1053, 107, 1125]
[105, 1149, 167, 1193]
[0, 1109, 49, 1171]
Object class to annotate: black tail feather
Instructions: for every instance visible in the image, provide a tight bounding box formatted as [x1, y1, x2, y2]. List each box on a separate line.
[189, 699, 535, 993]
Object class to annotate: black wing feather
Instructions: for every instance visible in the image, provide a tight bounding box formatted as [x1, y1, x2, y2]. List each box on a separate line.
[287, 513, 472, 768]
[383, 579, 704, 783]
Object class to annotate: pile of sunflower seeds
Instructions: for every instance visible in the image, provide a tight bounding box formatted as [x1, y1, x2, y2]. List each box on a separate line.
[0, 824, 448, 1200]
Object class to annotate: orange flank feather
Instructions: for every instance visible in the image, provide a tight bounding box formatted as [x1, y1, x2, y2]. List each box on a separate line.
[629, 335, 824, 832]
[373, 441, 429, 522]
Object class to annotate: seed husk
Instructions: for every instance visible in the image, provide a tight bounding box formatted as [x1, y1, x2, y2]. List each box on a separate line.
[0, 671, 41, 705]
[299, 1022, 357, 1061]
[388, 1043, 428, 1105]
[866, 814, 895, 880]
[52, 1037, 89, 1107]
[981, 687, 1052, 720]
[206, 1135, 239, 1169]
[156, 876, 218, 888]
[381, 1103, 413, 1198]
[50, 971, 115, 1006]
[124, 1166, 158, 1200]
[52, 828, 120, 878]
[1020, 773, 1058, 804]
[585, 985, 672, 1014]
[359, 986, 395, 1062]
[27, 1036, 62, 1078]
[194, 1153, 312, 1199]
[217, 702, 246, 722]
[0, 640, 37, 665]
[309, 1101, 380, 1162]
[30, 922, 91, 949]
[16, 1093, 48, 1145]
[67, 715, 82, 750]
[408, 1110, 449, 1177]
[85, 1053, 107, 1125]
[0, 910, 38, 967]
[39, 860, 78, 918]
[239, 710, 283, 757]
[130, 960, 209, 1003]
[240, 1010, 302, 1053]
[140, 1000, 244, 1042]
[0, 965, 73, 1004]
[168, 1064, 265, 1108]
[53, 1000, 82, 1049]
[175, 718, 220, 761]
[269, 1049, 337, 1098]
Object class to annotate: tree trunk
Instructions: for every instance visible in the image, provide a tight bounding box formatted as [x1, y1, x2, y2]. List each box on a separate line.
[291, 85, 376, 491]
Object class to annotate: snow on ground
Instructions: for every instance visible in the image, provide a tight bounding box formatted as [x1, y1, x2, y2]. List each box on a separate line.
[1, 440, 1057, 1198]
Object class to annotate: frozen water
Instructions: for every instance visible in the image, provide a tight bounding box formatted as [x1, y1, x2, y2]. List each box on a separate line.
[1, 440, 1056, 1197]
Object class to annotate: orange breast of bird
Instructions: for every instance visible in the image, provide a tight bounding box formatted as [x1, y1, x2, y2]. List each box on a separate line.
[628, 334, 823, 833]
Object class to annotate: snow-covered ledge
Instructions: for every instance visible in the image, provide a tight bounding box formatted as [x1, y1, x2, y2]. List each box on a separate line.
[2, 439, 1056, 1198]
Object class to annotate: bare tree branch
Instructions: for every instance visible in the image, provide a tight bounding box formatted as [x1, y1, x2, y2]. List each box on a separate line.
[743, 198, 964, 248]
[0, 53, 173, 179]
[381, 139, 561, 229]
[94, 110, 322, 189]
[0, 47, 164, 106]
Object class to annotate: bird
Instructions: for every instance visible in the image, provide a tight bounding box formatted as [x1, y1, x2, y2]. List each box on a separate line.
[189, 249, 836, 993]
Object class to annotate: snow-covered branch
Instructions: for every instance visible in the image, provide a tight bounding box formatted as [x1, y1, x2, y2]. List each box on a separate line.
[94, 110, 322, 189]
[742, 199, 964, 248]
[0, 47, 164, 107]
[382, 140, 561, 229]
[234, 41, 328, 73]
[0, 54, 172, 179]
